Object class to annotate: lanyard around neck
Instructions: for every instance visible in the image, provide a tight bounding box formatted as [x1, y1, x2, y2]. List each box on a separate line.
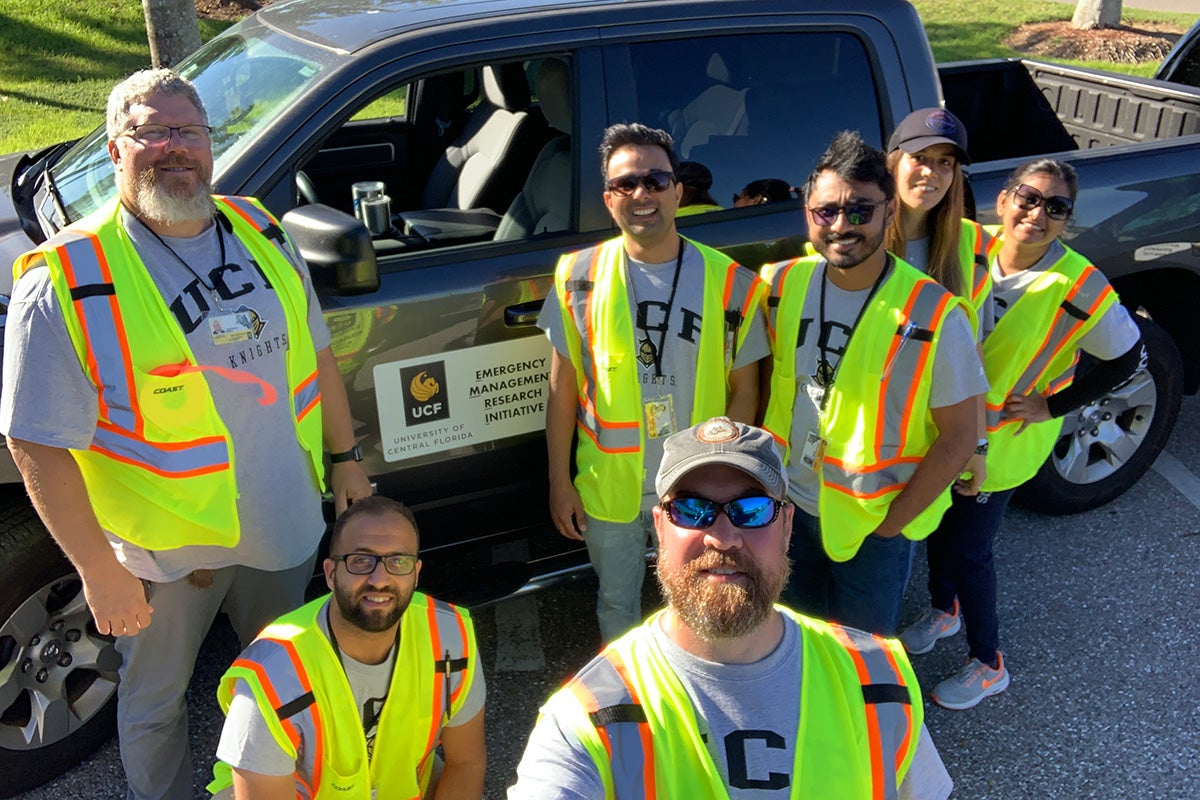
[628, 236, 685, 379]
[136, 213, 227, 292]
[815, 254, 890, 410]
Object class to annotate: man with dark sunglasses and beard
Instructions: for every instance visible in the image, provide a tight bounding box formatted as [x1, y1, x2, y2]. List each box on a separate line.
[211, 495, 486, 799]
[1, 69, 371, 799]
[510, 417, 951, 799]
[758, 131, 986, 637]
[539, 123, 769, 644]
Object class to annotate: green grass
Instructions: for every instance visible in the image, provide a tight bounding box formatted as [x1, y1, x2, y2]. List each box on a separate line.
[912, 0, 1195, 64]
[0, 0, 1194, 154]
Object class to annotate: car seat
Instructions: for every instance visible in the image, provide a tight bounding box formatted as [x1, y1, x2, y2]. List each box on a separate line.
[495, 58, 572, 240]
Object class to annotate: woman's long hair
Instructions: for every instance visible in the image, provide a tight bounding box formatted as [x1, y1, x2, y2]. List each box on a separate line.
[885, 149, 965, 299]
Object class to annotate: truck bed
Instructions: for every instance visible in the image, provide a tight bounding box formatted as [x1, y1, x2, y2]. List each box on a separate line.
[939, 58, 1200, 164]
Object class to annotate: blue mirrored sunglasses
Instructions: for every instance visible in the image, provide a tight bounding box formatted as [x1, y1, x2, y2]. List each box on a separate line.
[661, 495, 784, 530]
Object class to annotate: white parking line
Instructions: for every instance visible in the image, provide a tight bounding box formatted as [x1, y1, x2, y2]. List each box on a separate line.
[1151, 449, 1200, 511]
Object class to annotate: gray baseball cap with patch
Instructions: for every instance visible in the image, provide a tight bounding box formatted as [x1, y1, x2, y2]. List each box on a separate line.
[655, 416, 788, 500]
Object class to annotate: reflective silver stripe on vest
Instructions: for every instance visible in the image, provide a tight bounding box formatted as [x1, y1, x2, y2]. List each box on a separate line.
[92, 425, 229, 476]
[822, 280, 950, 498]
[428, 597, 473, 722]
[235, 638, 319, 799]
[55, 234, 232, 474]
[823, 458, 920, 500]
[829, 624, 914, 800]
[57, 232, 137, 432]
[293, 370, 320, 421]
[565, 244, 641, 454]
[1009, 267, 1112, 398]
[569, 651, 650, 799]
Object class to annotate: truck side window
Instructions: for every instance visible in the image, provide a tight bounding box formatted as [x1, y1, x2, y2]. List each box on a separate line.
[296, 57, 575, 257]
[627, 32, 881, 215]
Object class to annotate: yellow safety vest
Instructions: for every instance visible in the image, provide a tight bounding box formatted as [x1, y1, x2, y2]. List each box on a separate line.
[546, 607, 921, 799]
[958, 219, 993, 333]
[980, 233, 1119, 490]
[13, 196, 324, 550]
[555, 236, 765, 522]
[209, 592, 478, 800]
[761, 256, 971, 560]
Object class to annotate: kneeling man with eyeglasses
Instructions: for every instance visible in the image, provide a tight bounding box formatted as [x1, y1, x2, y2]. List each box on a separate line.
[210, 495, 486, 799]
[509, 417, 951, 800]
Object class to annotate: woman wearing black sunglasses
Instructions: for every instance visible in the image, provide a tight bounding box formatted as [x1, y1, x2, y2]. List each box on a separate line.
[900, 158, 1145, 712]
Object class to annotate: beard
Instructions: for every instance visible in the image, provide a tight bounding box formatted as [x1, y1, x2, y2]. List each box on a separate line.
[657, 545, 791, 640]
[331, 578, 413, 633]
[813, 226, 885, 270]
[131, 160, 215, 226]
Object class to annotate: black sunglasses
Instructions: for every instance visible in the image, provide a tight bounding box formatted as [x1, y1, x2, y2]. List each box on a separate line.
[605, 169, 675, 197]
[1011, 184, 1073, 220]
[807, 200, 885, 226]
[661, 495, 785, 530]
[330, 552, 419, 576]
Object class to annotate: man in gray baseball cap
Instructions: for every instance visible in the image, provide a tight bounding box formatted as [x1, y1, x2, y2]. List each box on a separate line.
[509, 416, 952, 799]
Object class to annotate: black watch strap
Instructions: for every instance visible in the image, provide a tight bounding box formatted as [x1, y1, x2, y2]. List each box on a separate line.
[329, 445, 363, 463]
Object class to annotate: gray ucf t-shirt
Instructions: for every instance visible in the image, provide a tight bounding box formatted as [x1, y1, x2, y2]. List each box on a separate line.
[0, 206, 332, 581]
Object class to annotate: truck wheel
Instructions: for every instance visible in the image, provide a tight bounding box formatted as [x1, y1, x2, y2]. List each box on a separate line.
[1016, 316, 1183, 515]
[0, 501, 120, 798]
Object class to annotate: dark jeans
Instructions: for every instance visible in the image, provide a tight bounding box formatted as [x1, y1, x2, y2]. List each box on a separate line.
[783, 507, 915, 635]
[924, 487, 1016, 665]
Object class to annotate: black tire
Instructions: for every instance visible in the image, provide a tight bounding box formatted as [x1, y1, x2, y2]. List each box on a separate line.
[1016, 315, 1184, 515]
[0, 499, 120, 798]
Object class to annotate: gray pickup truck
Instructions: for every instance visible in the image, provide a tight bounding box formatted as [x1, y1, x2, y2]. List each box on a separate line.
[0, 0, 1198, 792]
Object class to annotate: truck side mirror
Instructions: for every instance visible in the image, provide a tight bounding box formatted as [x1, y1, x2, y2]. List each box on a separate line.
[280, 204, 380, 295]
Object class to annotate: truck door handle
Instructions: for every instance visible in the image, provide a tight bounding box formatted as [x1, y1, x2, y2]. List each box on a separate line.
[505, 299, 545, 327]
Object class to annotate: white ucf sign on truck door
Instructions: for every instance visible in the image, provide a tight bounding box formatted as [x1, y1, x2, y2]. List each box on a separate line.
[375, 336, 552, 461]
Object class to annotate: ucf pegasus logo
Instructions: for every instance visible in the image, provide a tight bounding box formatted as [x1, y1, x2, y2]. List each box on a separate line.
[400, 362, 451, 425]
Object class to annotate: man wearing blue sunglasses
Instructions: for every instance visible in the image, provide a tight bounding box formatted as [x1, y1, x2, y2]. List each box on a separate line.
[510, 417, 952, 799]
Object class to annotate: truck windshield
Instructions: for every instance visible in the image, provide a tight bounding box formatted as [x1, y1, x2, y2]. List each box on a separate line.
[42, 24, 326, 227]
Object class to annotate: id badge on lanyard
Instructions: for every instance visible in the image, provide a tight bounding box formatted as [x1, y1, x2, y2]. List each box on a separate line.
[645, 394, 677, 439]
[800, 380, 826, 472]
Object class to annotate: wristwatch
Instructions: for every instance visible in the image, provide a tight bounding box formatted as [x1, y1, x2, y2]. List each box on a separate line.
[329, 445, 363, 463]
[974, 439, 989, 456]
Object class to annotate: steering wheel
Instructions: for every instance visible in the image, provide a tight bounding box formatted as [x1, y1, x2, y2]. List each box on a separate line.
[295, 169, 320, 206]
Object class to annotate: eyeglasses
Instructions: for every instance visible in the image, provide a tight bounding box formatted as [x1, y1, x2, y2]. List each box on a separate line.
[330, 552, 419, 576]
[661, 495, 785, 530]
[1010, 183, 1073, 220]
[605, 169, 675, 197]
[123, 124, 213, 146]
[807, 201, 885, 226]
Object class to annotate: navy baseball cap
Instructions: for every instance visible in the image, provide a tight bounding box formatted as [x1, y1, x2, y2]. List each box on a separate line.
[887, 107, 970, 165]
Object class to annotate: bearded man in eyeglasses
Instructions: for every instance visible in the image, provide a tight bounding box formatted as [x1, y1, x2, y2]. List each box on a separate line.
[1, 69, 371, 799]
[509, 417, 952, 800]
[210, 496, 485, 800]
[536, 122, 769, 643]
[758, 131, 986, 636]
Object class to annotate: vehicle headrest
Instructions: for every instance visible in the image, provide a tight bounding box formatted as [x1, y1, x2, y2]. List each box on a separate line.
[482, 63, 532, 110]
[535, 58, 572, 135]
